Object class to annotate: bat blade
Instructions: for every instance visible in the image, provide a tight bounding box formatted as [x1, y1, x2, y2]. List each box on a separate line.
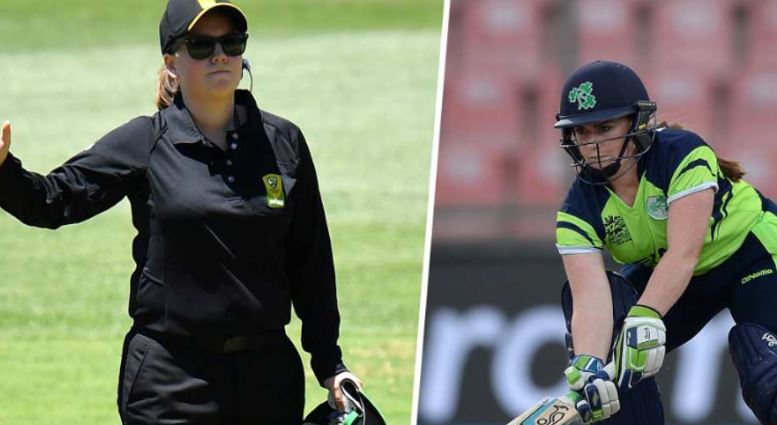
[507, 363, 615, 425]
[506, 394, 579, 425]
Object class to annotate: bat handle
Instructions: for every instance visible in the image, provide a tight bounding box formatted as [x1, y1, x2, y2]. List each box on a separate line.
[602, 362, 616, 380]
[564, 391, 582, 404]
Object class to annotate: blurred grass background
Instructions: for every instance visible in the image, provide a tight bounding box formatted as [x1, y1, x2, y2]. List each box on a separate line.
[0, 0, 443, 423]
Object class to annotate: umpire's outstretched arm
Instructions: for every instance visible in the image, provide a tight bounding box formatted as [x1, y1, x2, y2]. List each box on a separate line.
[0, 118, 151, 228]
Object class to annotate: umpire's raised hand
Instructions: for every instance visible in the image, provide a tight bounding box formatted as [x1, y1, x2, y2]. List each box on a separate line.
[0, 121, 11, 166]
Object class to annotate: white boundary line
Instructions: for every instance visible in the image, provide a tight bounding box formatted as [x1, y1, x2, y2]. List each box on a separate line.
[410, 0, 451, 423]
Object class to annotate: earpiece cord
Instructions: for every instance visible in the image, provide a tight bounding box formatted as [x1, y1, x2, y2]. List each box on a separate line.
[242, 58, 253, 92]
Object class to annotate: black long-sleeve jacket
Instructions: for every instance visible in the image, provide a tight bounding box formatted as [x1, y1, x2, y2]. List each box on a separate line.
[0, 90, 345, 383]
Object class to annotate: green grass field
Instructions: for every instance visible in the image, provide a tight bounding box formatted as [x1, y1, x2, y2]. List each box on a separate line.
[0, 1, 442, 423]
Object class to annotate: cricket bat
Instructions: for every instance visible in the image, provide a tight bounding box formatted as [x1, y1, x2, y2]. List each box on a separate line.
[506, 363, 615, 425]
[506, 393, 581, 425]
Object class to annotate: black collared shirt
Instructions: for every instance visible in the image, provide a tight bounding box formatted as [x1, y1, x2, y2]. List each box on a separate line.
[0, 90, 345, 383]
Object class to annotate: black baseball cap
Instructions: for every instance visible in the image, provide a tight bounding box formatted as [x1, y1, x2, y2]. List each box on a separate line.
[159, 0, 248, 54]
[554, 61, 650, 128]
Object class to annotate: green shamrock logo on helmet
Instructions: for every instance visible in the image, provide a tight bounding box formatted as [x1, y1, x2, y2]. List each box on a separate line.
[568, 81, 597, 111]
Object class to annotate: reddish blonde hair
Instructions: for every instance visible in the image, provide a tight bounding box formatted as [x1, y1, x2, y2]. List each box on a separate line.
[155, 66, 179, 110]
[658, 122, 745, 182]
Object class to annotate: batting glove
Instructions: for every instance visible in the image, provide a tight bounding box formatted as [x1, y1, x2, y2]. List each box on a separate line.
[565, 354, 605, 391]
[575, 371, 621, 423]
[565, 355, 620, 423]
[613, 305, 666, 390]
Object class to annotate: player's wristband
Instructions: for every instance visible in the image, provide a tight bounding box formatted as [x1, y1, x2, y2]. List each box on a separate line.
[628, 304, 662, 319]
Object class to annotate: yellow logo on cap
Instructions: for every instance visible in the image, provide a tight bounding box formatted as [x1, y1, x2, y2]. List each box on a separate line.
[197, 0, 217, 8]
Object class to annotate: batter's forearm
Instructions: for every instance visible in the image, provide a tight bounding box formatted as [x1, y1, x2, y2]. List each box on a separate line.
[638, 251, 697, 316]
[571, 305, 614, 360]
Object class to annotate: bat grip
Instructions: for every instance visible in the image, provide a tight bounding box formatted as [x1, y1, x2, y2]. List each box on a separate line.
[602, 362, 616, 380]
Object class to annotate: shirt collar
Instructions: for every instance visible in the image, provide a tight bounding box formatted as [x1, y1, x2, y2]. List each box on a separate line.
[163, 89, 263, 145]
[235, 89, 262, 133]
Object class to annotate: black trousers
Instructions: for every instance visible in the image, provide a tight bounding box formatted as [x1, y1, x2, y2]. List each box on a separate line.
[117, 329, 304, 425]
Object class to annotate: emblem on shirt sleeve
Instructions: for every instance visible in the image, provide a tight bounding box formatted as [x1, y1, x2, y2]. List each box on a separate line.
[646, 196, 668, 220]
[262, 174, 285, 208]
[604, 215, 632, 245]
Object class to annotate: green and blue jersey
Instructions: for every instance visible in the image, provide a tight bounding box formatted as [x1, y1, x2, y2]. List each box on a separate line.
[556, 128, 765, 275]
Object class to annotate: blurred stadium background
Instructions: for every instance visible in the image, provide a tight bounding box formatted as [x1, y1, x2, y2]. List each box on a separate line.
[419, 0, 776, 424]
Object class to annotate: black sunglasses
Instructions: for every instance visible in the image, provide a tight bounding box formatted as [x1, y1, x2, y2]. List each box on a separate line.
[172, 33, 249, 60]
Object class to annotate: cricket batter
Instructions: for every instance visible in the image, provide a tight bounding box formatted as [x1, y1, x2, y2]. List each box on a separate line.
[554, 61, 777, 424]
[0, 0, 361, 423]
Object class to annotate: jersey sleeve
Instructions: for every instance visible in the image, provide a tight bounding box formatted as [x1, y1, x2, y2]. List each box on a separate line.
[281, 125, 346, 385]
[0, 117, 152, 228]
[556, 210, 604, 254]
[667, 144, 719, 204]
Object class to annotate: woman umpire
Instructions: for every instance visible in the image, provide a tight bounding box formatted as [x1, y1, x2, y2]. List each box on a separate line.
[0, 0, 361, 423]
